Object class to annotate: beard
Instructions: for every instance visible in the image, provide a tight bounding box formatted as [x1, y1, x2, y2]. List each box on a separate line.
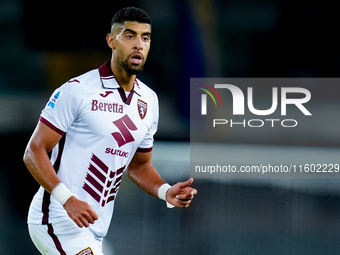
[117, 54, 145, 75]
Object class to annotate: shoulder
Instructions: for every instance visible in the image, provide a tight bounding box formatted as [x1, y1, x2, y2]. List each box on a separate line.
[136, 79, 158, 102]
[47, 69, 101, 111]
[56, 68, 99, 95]
[66, 68, 99, 88]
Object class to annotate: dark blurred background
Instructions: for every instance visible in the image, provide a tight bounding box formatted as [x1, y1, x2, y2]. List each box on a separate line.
[1, 0, 340, 254]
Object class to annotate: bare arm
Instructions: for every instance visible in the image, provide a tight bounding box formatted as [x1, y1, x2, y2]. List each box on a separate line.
[126, 151, 197, 208]
[23, 121, 98, 228]
[23, 121, 63, 192]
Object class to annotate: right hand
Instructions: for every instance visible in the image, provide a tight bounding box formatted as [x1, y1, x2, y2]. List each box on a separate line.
[166, 178, 197, 208]
[63, 196, 99, 228]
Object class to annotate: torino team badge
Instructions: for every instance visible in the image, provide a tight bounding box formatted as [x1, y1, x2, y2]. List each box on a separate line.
[137, 99, 147, 119]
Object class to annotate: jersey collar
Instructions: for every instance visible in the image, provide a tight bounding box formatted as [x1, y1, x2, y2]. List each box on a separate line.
[98, 61, 143, 97]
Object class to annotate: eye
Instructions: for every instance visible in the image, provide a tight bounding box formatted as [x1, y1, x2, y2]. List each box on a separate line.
[126, 34, 134, 39]
[142, 36, 150, 42]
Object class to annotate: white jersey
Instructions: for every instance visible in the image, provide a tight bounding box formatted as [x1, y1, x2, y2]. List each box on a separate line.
[28, 62, 159, 239]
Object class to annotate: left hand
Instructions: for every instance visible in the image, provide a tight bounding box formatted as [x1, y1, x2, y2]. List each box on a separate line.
[166, 178, 197, 208]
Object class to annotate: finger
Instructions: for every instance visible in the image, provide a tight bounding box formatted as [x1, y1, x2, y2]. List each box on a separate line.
[178, 178, 194, 188]
[73, 217, 84, 228]
[89, 209, 99, 221]
[177, 188, 197, 200]
[175, 198, 192, 208]
[175, 194, 193, 203]
[175, 198, 192, 205]
[176, 193, 194, 200]
[190, 188, 198, 196]
[80, 217, 90, 228]
[82, 203, 98, 222]
[84, 213, 96, 225]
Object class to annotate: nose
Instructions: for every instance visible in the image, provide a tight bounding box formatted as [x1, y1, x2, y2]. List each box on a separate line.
[133, 37, 143, 51]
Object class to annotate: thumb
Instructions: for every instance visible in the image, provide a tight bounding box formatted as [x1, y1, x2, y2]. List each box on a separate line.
[178, 178, 194, 188]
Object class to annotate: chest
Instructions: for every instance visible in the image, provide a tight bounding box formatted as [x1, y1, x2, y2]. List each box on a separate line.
[71, 89, 153, 148]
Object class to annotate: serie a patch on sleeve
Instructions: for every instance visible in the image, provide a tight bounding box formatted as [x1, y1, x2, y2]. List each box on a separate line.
[76, 247, 94, 255]
[47, 90, 62, 109]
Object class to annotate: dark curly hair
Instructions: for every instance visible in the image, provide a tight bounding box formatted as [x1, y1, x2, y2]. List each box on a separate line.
[111, 7, 152, 29]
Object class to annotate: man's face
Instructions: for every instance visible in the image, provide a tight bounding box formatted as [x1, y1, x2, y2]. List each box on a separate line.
[110, 21, 151, 75]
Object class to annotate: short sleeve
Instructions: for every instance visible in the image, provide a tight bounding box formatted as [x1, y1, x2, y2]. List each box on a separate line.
[40, 81, 85, 134]
[137, 93, 159, 152]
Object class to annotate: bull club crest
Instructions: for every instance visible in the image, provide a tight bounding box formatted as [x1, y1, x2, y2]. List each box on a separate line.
[137, 99, 147, 119]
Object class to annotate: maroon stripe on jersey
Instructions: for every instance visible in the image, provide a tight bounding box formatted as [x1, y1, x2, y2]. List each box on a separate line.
[114, 166, 124, 185]
[91, 154, 109, 174]
[85, 172, 104, 193]
[83, 183, 101, 203]
[41, 190, 51, 225]
[42, 136, 66, 225]
[125, 89, 134, 105]
[137, 147, 153, 153]
[39, 116, 66, 136]
[118, 87, 135, 105]
[117, 165, 125, 175]
[107, 195, 115, 203]
[88, 164, 106, 183]
[47, 223, 67, 255]
[53, 136, 66, 173]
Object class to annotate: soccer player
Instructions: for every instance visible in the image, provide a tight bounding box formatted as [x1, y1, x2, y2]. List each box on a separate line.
[23, 7, 197, 255]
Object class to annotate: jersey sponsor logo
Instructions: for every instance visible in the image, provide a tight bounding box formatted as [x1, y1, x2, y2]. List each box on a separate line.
[47, 91, 61, 109]
[111, 114, 137, 147]
[91, 100, 123, 113]
[137, 99, 147, 119]
[105, 148, 129, 158]
[83, 154, 124, 207]
[76, 247, 94, 255]
[100, 91, 113, 97]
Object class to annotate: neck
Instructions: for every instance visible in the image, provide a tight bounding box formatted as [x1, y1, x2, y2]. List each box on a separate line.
[110, 61, 136, 92]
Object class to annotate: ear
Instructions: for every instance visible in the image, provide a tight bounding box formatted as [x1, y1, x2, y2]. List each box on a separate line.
[106, 33, 115, 49]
